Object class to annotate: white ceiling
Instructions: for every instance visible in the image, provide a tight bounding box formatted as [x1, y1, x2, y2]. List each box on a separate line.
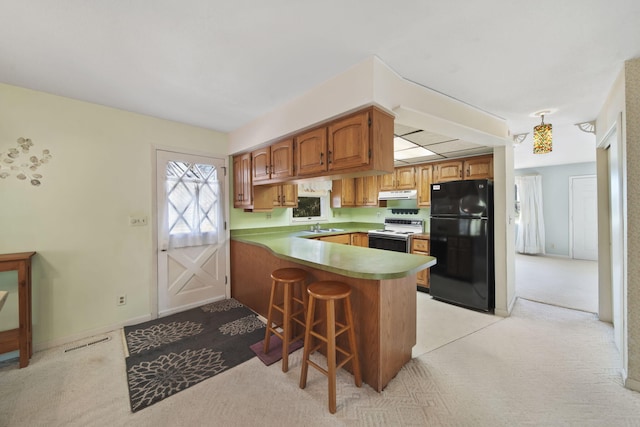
[1, 1, 639, 169]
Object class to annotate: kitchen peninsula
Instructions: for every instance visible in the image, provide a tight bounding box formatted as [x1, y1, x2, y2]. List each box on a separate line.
[230, 225, 436, 392]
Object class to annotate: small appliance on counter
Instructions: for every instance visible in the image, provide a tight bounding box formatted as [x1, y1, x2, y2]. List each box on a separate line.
[429, 179, 494, 312]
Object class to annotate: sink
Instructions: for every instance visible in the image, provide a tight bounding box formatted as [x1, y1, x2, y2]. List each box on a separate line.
[302, 228, 345, 234]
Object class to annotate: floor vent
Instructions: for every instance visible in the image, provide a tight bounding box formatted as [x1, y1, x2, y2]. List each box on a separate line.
[64, 335, 111, 353]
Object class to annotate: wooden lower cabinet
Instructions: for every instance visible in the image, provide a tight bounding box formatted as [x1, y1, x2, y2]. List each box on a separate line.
[412, 236, 430, 291]
[350, 232, 369, 247]
[317, 233, 351, 244]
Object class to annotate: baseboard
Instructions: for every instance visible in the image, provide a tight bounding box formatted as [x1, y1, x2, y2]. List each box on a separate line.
[34, 313, 154, 352]
[625, 376, 640, 392]
[494, 295, 517, 318]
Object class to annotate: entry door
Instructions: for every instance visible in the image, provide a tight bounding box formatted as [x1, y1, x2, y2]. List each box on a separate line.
[156, 150, 227, 316]
[570, 175, 598, 260]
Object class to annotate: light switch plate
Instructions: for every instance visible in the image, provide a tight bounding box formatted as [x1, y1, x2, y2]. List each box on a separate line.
[129, 215, 148, 226]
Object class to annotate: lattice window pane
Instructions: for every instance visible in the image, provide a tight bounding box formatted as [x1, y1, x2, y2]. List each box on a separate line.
[165, 161, 219, 238]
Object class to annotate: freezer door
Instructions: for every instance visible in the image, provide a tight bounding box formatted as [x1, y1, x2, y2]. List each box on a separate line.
[429, 217, 493, 311]
[431, 180, 490, 218]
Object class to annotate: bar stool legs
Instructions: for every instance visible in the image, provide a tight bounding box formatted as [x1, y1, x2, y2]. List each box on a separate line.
[299, 281, 361, 414]
[263, 268, 308, 372]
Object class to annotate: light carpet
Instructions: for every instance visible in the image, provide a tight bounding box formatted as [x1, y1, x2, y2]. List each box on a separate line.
[2, 297, 639, 426]
[516, 253, 598, 313]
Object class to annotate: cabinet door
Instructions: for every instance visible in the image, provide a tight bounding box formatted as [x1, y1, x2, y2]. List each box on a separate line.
[341, 178, 356, 207]
[319, 234, 351, 244]
[327, 111, 370, 172]
[412, 238, 430, 288]
[464, 155, 493, 180]
[362, 175, 379, 206]
[295, 127, 327, 176]
[233, 153, 252, 208]
[395, 166, 416, 189]
[279, 184, 298, 207]
[355, 175, 378, 206]
[379, 172, 395, 191]
[251, 147, 270, 183]
[416, 165, 432, 207]
[271, 139, 294, 180]
[434, 160, 463, 183]
[350, 232, 369, 247]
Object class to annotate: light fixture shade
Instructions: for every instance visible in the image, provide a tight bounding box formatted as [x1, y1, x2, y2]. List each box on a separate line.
[533, 122, 552, 154]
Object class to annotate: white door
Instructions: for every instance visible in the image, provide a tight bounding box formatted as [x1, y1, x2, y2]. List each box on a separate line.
[570, 175, 598, 260]
[156, 150, 228, 316]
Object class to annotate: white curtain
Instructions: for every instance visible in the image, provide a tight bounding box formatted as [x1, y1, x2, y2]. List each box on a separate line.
[160, 162, 224, 250]
[515, 175, 546, 254]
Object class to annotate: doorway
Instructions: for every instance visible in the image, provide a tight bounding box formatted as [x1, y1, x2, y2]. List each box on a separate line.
[155, 149, 228, 317]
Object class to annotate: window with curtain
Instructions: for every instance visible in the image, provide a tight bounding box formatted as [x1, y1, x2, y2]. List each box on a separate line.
[165, 161, 222, 248]
[515, 175, 546, 254]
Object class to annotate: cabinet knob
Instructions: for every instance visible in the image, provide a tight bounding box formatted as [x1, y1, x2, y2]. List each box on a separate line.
[320, 152, 324, 165]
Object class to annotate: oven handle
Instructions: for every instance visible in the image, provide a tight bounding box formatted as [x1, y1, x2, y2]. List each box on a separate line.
[367, 233, 410, 242]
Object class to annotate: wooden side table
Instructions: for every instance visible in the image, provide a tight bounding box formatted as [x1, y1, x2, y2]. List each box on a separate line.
[0, 251, 36, 368]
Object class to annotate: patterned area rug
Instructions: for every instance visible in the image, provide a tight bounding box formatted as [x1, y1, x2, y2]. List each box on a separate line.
[123, 298, 265, 412]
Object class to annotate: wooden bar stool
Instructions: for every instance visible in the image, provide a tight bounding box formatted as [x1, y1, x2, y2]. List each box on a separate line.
[299, 281, 362, 414]
[264, 267, 308, 372]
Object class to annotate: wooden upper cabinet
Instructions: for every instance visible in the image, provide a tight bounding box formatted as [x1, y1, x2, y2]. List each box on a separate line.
[295, 106, 393, 179]
[252, 138, 294, 183]
[395, 166, 416, 189]
[327, 110, 370, 172]
[434, 160, 463, 183]
[463, 155, 493, 180]
[233, 153, 252, 208]
[416, 165, 432, 207]
[272, 184, 298, 207]
[380, 166, 416, 190]
[295, 127, 327, 177]
[379, 173, 395, 191]
[251, 147, 270, 183]
[331, 179, 356, 208]
[270, 139, 295, 180]
[355, 175, 379, 206]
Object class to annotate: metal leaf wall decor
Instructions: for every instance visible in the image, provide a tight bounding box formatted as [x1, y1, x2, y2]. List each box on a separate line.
[0, 138, 52, 186]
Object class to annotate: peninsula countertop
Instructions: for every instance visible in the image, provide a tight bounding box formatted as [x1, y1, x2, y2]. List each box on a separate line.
[230, 223, 436, 280]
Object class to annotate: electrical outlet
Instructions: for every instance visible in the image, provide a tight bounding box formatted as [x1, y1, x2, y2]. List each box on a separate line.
[129, 216, 148, 226]
[117, 294, 127, 306]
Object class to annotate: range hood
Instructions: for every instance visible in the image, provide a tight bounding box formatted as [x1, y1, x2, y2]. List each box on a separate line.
[378, 189, 417, 200]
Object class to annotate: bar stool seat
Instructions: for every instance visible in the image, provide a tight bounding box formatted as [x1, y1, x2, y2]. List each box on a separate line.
[299, 281, 361, 414]
[263, 267, 308, 372]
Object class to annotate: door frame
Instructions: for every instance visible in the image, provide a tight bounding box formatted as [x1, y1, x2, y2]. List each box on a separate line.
[568, 174, 597, 260]
[597, 115, 627, 379]
[150, 145, 230, 320]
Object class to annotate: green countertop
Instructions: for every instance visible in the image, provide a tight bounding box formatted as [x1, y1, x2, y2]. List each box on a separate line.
[231, 223, 436, 280]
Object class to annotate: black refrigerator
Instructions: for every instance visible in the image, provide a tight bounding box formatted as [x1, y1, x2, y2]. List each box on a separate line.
[429, 179, 494, 312]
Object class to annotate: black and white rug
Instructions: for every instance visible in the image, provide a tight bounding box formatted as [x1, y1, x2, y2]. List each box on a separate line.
[123, 298, 265, 412]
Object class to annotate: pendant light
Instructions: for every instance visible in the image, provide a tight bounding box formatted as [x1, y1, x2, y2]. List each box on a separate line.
[533, 112, 552, 154]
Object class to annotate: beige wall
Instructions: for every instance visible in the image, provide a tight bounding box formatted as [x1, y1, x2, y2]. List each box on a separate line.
[624, 58, 640, 390]
[0, 83, 227, 350]
[596, 57, 640, 392]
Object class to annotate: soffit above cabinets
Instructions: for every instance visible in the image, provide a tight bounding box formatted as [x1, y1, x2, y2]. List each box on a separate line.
[394, 124, 493, 166]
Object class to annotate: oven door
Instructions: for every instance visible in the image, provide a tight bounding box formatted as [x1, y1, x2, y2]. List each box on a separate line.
[368, 233, 409, 253]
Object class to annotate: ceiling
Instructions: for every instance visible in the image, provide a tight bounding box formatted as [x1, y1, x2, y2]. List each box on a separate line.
[393, 124, 493, 166]
[1, 1, 639, 169]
